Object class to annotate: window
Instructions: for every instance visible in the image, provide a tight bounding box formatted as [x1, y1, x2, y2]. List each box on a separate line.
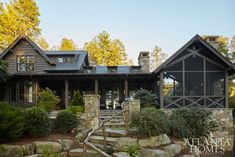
[26, 81, 33, 103]
[17, 55, 35, 72]
[57, 57, 73, 63]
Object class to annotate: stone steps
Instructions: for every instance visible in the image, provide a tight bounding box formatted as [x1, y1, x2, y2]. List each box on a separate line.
[69, 148, 98, 157]
[94, 128, 127, 137]
[89, 135, 118, 145]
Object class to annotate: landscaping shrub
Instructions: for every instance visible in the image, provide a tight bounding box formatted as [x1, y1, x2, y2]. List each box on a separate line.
[67, 105, 84, 115]
[24, 107, 51, 137]
[130, 107, 170, 136]
[37, 88, 60, 113]
[104, 146, 114, 155]
[70, 90, 84, 106]
[169, 108, 218, 138]
[134, 89, 158, 108]
[0, 102, 25, 142]
[125, 144, 141, 157]
[54, 110, 79, 133]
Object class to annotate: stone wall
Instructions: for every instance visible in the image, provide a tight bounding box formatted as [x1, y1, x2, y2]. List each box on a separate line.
[0, 140, 73, 157]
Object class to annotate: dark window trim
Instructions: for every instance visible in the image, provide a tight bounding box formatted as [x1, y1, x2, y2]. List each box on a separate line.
[16, 55, 35, 72]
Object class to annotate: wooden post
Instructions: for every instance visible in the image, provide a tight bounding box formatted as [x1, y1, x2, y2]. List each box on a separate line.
[160, 72, 164, 108]
[125, 78, 128, 98]
[65, 79, 69, 108]
[35, 80, 39, 105]
[225, 71, 229, 108]
[203, 59, 206, 107]
[182, 59, 185, 107]
[102, 124, 106, 148]
[95, 78, 98, 94]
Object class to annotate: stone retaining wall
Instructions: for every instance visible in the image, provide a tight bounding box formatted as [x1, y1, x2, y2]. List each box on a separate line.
[0, 140, 73, 157]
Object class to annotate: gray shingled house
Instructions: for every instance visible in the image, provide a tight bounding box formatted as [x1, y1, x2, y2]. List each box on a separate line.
[0, 35, 234, 109]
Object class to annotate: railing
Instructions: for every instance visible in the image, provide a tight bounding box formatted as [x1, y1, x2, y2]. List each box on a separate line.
[83, 109, 129, 157]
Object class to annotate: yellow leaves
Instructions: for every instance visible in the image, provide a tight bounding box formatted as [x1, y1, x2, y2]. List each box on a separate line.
[84, 31, 129, 66]
[59, 38, 77, 51]
[0, 0, 40, 50]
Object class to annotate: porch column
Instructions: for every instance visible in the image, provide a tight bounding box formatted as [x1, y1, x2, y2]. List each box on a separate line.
[65, 79, 69, 108]
[95, 78, 98, 94]
[125, 78, 128, 98]
[160, 72, 164, 108]
[225, 71, 229, 108]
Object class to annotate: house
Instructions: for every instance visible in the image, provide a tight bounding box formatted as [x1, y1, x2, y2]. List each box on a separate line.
[0, 35, 234, 109]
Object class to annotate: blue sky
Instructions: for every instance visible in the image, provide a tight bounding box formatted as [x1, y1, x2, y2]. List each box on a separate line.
[4, 0, 235, 63]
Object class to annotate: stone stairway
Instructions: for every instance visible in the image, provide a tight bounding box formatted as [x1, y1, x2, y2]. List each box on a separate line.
[69, 110, 128, 157]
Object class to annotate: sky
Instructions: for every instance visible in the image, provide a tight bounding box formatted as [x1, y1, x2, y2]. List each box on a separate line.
[3, 0, 235, 64]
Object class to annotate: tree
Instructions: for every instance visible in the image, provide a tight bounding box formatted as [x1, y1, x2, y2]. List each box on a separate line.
[37, 36, 49, 50]
[0, 59, 10, 82]
[0, 0, 40, 50]
[149, 46, 168, 71]
[59, 38, 77, 50]
[229, 35, 235, 62]
[84, 31, 128, 66]
[217, 36, 229, 56]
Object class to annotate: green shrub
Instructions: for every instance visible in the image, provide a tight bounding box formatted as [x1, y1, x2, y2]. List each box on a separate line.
[103, 146, 114, 155]
[134, 89, 158, 108]
[130, 107, 170, 136]
[70, 90, 84, 107]
[169, 108, 218, 138]
[24, 107, 51, 137]
[125, 144, 141, 157]
[54, 110, 79, 133]
[0, 102, 26, 142]
[37, 88, 60, 113]
[67, 105, 84, 115]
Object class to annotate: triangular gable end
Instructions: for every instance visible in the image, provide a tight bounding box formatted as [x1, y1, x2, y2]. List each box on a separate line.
[153, 34, 235, 75]
[0, 35, 55, 65]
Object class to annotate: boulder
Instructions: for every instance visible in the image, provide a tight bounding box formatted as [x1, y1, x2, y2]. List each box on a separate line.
[33, 142, 63, 154]
[57, 139, 73, 150]
[141, 148, 170, 157]
[75, 128, 92, 142]
[163, 144, 181, 156]
[182, 155, 195, 157]
[138, 134, 171, 147]
[0, 144, 24, 157]
[174, 140, 187, 150]
[113, 152, 130, 157]
[21, 144, 35, 155]
[113, 137, 138, 151]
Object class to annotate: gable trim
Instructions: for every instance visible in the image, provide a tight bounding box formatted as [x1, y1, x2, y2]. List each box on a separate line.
[0, 35, 55, 65]
[153, 34, 234, 74]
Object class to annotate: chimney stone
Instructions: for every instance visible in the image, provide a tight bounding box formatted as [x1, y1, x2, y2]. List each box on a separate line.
[138, 51, 150, 72]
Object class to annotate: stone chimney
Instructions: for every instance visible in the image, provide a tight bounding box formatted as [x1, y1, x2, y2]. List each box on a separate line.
[138, 51, 150, 72]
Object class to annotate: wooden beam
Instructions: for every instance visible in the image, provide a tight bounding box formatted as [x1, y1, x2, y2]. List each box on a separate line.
[95, 78, 98, 94]
[203, 59, 206, 107]
[182, 59, 185, 107]
[225, 71, 229, 108]
[124, 78, 128, 98]
[65, 79, 69, 108]
[160, 72, 164, 108]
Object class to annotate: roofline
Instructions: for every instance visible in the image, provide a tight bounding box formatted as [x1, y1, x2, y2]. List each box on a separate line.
[0, 35, 55, 65]
[153, 34, 235, 74]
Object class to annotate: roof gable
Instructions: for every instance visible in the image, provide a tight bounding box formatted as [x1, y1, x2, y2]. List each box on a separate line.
[0, 35, 55, 65]
[153, 34, 234, 74]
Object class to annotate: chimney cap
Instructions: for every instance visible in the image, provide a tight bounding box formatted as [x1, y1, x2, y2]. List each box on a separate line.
[138, 51, 150, 60]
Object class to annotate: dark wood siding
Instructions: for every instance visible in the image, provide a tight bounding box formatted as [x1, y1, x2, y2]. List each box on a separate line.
[3, 39, 51, 74]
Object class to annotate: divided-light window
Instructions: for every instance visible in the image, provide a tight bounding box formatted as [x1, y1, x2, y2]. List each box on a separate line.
[17, 55, 35, 72]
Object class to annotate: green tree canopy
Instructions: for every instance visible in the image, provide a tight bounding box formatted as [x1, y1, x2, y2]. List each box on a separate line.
[0, 59, 10, 82]
[59, 38, 77, 50]
[0, 0, 41, 50]
[84, 31, 129, 66]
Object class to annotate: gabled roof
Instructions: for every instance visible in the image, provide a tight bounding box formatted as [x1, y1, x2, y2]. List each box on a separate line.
[153, 34, 235, 74]
[0, 35, 55, 65]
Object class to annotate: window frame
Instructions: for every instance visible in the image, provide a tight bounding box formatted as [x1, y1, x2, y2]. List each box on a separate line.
[16, 55, 35, 72]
